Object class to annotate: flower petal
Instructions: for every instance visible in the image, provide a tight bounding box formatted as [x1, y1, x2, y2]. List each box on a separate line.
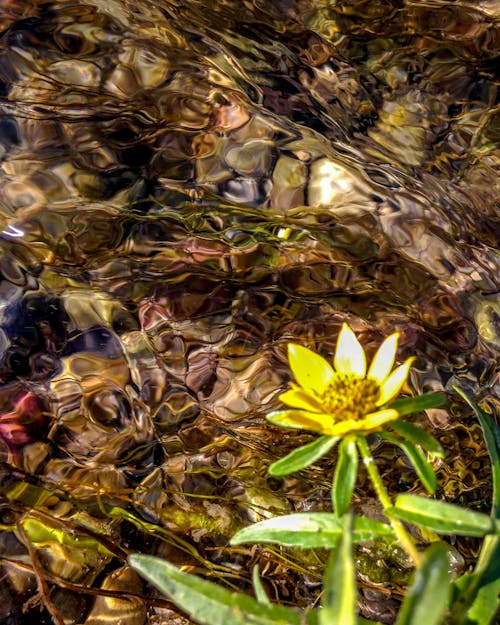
[333, 323, 366, 377]
[279, 385, 324, 412]
[287, 343, 335, 395]
[376, 357, 415, 406]
[357, 409, 400, 430]
[328, 409, 399, 436]
[367, 332, 399, 384]
[267, 409, 332, 434]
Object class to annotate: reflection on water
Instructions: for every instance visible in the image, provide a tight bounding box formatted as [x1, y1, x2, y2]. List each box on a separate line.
[0, 0, 498, 623]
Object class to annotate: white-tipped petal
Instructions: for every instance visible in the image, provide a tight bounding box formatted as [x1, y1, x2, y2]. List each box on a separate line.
[279, 385, 324, 412]
[353, 409, 400, 431]
[367, 332, 399, 384]
[334, 323, 366, 377]
[267, 409, 332, 433]
[288, 343, 335, 395]
[376, 357, 415, 406]
[328, 409, 399, 436]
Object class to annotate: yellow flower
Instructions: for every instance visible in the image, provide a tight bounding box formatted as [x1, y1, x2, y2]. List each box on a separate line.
[268, 323, 414, 436]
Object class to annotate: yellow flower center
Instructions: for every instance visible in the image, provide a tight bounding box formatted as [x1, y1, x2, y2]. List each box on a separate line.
[320, 373, 380, 421]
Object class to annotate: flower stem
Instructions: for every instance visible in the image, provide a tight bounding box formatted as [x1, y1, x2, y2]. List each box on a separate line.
[357, 436, 422, 567]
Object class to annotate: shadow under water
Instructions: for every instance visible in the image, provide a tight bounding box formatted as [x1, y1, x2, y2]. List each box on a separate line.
[0, 0, 498, 623]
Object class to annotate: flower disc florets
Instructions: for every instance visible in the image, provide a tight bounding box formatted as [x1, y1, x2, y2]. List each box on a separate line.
[321, 374, 380, 421]
[267, 323, 415, 437]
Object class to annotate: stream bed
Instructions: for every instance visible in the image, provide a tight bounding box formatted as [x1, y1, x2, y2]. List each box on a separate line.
[0, 1, 499, 623]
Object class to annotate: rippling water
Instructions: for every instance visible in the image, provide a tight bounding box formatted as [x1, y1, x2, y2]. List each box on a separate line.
[0, 1, 499, 623]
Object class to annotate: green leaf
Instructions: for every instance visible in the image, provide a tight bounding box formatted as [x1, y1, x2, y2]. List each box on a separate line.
[230, 513, 394, 549]
[388, 494, 499, 537]
[252, 566, 270, 605]
[395, 543, 450, 625]
[320, 513, 356, 625]
[453, 565, 500, 625]
[454, 387, 500, 515]
[476, 534, 500, 584]
[389, 393, 446, 417]
[450, 388, 500, 624]
[453, 386, 500, 625]
[129, 554, 313, 625]
[462, 571, 500, 625]
[390, 421, 444, 458]
[21, 515, 115, 557]
[269, 436, 339, 477]
[380, 434, 436, 494]
[333, 437, 358, 516]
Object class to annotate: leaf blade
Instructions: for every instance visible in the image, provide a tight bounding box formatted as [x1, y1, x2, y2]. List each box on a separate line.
[380, 433, 437, 494]
[269, 436, 339, 477]
[389, 393, 446, 417]
[395, 543, 451, 625]
[129, 554, 305, 625]
[390, 420, 444, 458]
[454, 387, 500, 515]
[230, 513, 394, 549]
[388, 494, 498, 537]
[252, 566, 271, 606]
[451, 388, 500, 624]
[320, 513, 356, 625]
[332, 437, 358, 516]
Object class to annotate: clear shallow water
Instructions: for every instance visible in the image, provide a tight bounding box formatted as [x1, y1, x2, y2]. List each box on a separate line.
[0, 1, 498, 623]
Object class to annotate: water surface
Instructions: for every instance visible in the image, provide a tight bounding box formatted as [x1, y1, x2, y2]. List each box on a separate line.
[0, 1, 498, 623]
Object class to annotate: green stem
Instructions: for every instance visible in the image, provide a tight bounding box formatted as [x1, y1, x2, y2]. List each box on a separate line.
[357, 437, 422, 568]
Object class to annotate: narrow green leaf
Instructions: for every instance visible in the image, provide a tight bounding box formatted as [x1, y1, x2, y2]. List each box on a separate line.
[390, 421, 444, 458]
[129, 554, 307, 625]
[454, 387, 500, 515]
[389, 392, 446, 417]
[453, 565, 500, 625]
[252, 566, 271, 605]
[463, 573, 500, 625]
[230, 513, 394, 549]
[21, 515, 115, 556]
[307, 612, 319, 625]
[395, 543, 450, 625]
[476, 534, 500, 585]
[320, 514, 356, 625]
[269, 436, 339, 477]
[388, 494, 499, 537]
[450, 388, 500, 624]
[333, 437, 358, 517]
[380, 434, 436, 494]
[451, 529, 500, 624]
